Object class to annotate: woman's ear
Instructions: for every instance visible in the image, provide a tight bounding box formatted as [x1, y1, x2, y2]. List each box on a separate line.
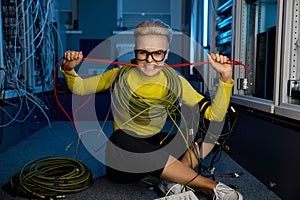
[165, 49, 170, 61]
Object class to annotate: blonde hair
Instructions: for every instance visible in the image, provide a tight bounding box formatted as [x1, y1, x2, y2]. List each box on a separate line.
[134, 19, 173, 43]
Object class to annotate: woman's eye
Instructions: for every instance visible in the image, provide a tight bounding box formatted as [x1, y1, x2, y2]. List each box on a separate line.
[154, 51, 162, 55]
[139, 51, 147, 55]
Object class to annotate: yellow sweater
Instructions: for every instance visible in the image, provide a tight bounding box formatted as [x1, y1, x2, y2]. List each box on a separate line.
[61, 66, 233, 136]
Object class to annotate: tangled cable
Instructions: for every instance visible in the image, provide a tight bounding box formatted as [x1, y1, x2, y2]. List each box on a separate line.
[111, 66, 182, 125]
[110, 65, 192, 149]
[9, 156, 93, 199]
[193, 97, 238, 180]
[54, 56, 250, 131]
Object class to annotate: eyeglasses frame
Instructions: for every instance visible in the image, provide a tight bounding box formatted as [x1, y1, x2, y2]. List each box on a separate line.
[134, 49, 168, 62]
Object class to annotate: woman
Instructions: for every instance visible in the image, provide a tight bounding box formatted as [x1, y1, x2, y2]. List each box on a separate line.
[62, 19, 243, 200]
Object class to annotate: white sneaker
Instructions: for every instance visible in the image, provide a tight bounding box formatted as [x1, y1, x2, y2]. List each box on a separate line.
[213, 182, 243, 200]
[166, 182, 187, 194]
[160, 181, 194, 196]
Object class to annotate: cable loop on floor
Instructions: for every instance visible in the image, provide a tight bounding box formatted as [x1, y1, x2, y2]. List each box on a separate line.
[9, 156, 93, 199]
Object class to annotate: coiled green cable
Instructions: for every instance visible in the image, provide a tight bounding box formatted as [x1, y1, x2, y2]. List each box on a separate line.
[112, 66, 181, 125]
[9, 156, 93, 199]
[111, 66, 190, 148]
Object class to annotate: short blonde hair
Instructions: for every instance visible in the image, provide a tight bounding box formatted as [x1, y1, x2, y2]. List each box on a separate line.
[134, 19, 173, 44]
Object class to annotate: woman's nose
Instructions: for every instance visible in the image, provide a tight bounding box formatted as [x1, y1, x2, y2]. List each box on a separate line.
[146, 54, 154, 63]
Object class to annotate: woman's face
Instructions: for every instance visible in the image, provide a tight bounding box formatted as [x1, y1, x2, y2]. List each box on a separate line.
[134, 34, 169, 77]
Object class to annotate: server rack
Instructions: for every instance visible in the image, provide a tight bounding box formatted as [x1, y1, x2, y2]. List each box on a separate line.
[0, 0, 57, 99]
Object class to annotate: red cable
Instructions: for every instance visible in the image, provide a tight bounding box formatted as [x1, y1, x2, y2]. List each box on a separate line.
[73, 94, 93, 127]
[53, 58, 77, 131]
[169, 60, 250, 72]
[82, 58, 140, 67]
[81, 57, 251, 72]
[53, 57, 250, 129]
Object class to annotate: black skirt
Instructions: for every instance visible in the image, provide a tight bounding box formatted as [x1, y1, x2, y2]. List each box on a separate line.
[105, 129, 189, 183]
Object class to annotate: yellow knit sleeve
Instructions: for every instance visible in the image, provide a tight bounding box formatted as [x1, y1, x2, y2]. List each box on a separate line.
[203, 80, 234, 121]
[60, 67, 120, 95]
[180, 77, 233, 122]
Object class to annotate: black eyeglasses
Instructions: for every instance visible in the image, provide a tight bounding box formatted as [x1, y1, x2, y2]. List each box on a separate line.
[134, 49, 167, 62]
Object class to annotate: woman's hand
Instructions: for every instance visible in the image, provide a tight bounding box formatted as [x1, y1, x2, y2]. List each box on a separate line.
[206, 53, 232, 84]
[63, 50, 83, 71]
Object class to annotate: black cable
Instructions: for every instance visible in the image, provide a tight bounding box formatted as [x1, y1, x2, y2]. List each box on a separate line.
[194, 97, 238, 179]
[184, 173, 200, 186]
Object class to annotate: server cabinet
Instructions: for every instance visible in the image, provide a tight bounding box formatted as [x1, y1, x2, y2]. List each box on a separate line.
[230, 0, 300, 121]
[0, 0, 57, 99]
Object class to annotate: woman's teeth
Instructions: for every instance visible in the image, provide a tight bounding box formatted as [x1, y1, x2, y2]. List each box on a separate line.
[144, 64, 156, 70]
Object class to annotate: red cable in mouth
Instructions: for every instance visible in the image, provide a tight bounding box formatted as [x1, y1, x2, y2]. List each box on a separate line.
[81, 57, 251, 72]
[54, 57, 250, 130]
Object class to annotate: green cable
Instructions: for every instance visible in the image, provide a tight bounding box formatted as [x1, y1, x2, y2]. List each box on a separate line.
[111, 66, 192, 151]
[9, 156, 93, 199]
[82, 65, 196, 168]
[112, 66, 182, 126]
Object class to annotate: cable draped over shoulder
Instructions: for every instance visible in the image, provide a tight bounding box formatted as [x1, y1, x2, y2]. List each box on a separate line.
[110, 65, 183, 126]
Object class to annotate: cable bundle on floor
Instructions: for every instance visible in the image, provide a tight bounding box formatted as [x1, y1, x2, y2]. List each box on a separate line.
[9, 156, 93, 199]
